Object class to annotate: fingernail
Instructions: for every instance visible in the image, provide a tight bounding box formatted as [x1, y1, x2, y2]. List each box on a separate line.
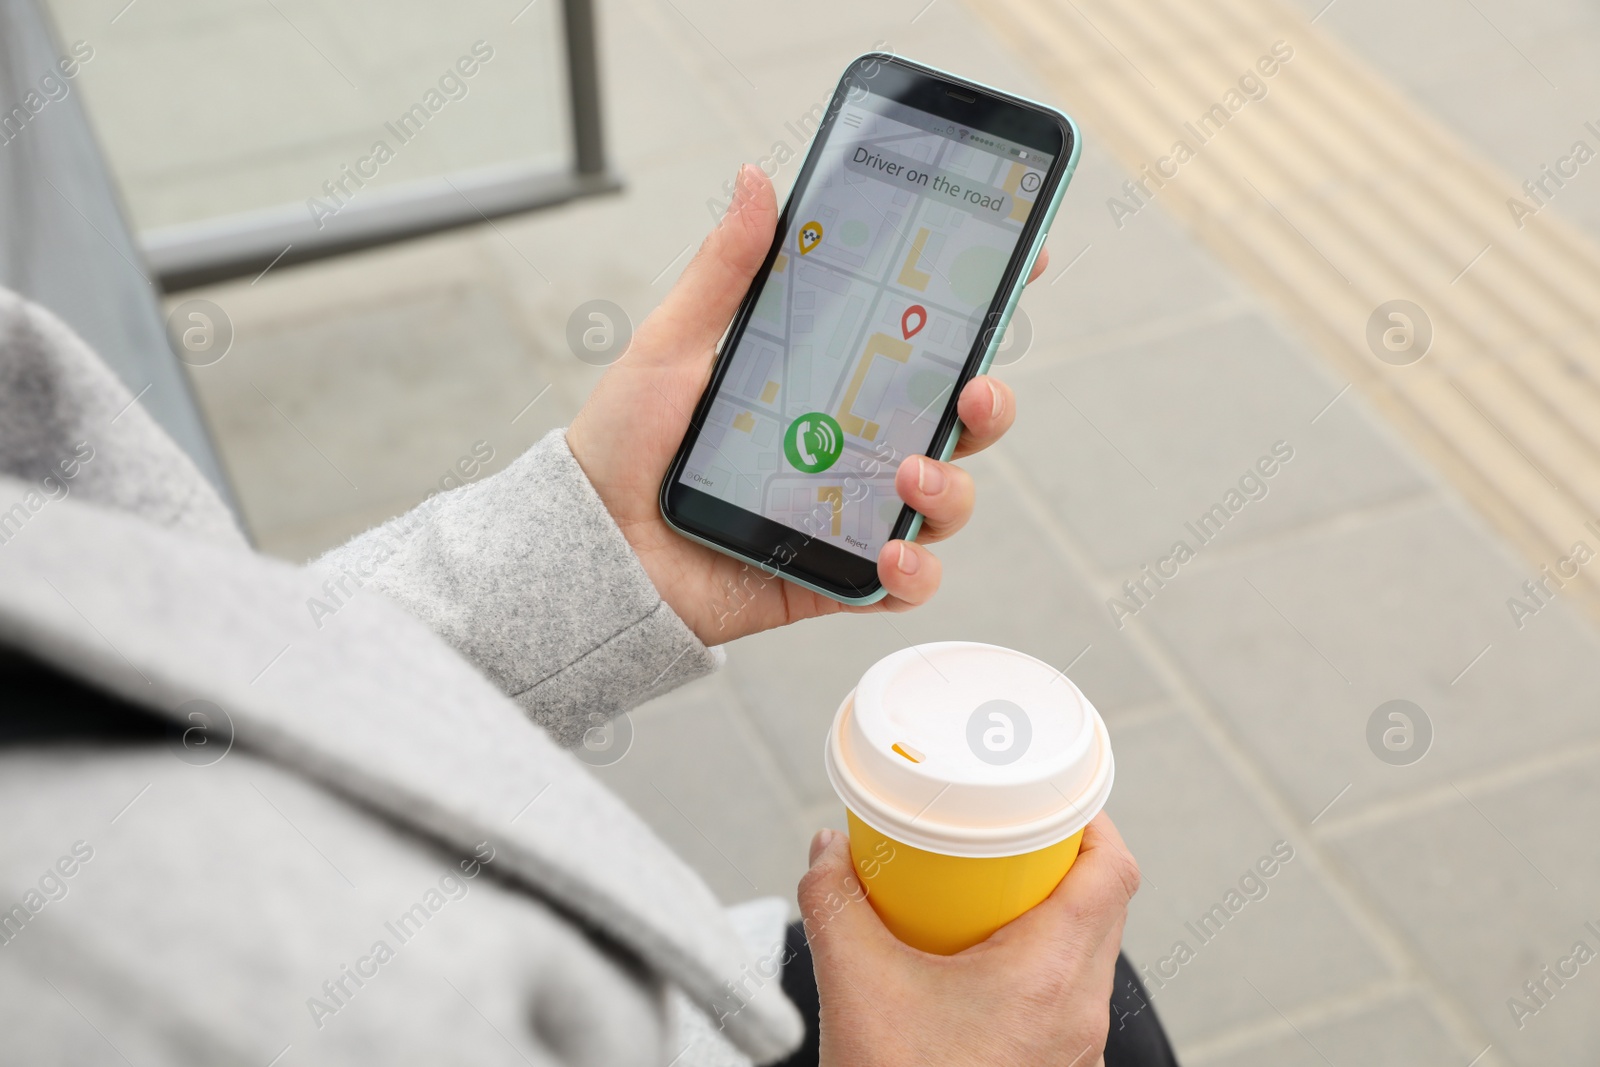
[728, 164, 756, 217]
[915, 456, 946, 495]
[896, 541, 920, 575]
[810, 828, 835, 864]
[989, 379, 1005, 420]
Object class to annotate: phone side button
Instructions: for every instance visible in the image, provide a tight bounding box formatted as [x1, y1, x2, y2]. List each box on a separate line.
[1025, 230, 1048, 279]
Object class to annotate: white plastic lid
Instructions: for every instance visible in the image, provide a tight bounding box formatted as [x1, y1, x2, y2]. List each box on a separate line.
[824, 642, 1114, 858]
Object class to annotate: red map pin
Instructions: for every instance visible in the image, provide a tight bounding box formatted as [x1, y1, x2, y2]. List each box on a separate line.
[901, 304, 927, 340]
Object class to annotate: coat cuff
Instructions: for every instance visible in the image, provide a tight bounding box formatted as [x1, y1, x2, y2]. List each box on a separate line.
[313, 429, 720, 745]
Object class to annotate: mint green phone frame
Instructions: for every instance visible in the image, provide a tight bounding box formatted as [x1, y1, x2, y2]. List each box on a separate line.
[662, 56, 1082, 606]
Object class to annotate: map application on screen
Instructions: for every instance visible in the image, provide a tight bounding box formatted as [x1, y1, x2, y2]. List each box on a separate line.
[679, 93, 1054, 560]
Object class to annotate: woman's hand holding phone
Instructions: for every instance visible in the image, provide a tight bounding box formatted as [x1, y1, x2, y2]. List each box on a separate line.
[566, 165, 1049, 645]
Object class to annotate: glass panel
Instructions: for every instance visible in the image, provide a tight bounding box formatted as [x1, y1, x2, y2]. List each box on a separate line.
[43, 0, 571, 237]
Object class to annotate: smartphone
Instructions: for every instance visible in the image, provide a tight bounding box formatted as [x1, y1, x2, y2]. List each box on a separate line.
[660, 53, 1080, 605]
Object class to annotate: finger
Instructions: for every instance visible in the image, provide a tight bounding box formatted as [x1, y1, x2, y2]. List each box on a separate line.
[1064, 814, 1142, 906]
[632, 165, 779, 363]
[874, 539, 943, 607]
[894, 455, 975, 543]
[797, 828, 898, 965]
[1073, 816, 1139, 969]
[949, 377, 1015, 460]
[997, 814, 1140, 949]
[1079, 812, 1138, 877]
[1027, 243, 1051, 284]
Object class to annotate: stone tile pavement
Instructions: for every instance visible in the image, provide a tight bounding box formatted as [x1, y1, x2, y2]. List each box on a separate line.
[144, 0, 1600, 1063]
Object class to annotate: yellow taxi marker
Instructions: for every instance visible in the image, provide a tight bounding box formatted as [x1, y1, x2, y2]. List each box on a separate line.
[798, 221, 824, 255]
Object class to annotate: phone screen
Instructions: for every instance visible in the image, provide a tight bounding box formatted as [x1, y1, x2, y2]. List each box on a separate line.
[676, 87, 1056, 561]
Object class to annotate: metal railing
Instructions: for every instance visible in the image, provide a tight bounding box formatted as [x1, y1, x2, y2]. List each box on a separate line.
[147, 0, 619, 290]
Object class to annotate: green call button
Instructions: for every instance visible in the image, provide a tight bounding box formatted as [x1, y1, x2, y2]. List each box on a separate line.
[783, 412, 845, 474]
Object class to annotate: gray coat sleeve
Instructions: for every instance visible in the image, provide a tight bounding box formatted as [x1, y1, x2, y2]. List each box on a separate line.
[313, 429, 719, 745]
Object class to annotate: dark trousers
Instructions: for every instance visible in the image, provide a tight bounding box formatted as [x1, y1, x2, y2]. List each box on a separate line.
[773, 922, 1180, 1066]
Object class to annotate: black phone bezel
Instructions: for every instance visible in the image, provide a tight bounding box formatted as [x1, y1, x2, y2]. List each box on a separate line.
[659, 53, 1074, 602]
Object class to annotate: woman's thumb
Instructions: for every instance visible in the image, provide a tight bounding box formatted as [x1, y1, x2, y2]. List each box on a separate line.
[635, 164, 778, 360]
[796, 829, 893, 961]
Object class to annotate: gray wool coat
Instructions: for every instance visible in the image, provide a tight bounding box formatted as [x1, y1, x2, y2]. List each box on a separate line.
[0, 287, 804, 1066]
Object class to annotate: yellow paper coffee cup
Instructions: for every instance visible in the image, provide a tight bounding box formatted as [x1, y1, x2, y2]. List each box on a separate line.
[824, 642, 1114, 955]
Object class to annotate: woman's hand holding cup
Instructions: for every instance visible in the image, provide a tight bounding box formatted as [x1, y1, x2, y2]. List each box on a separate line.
[799, 814, 1141, 1067]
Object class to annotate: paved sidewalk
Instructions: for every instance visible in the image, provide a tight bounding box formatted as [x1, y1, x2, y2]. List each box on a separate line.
[158, 1, 1600, 1064]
